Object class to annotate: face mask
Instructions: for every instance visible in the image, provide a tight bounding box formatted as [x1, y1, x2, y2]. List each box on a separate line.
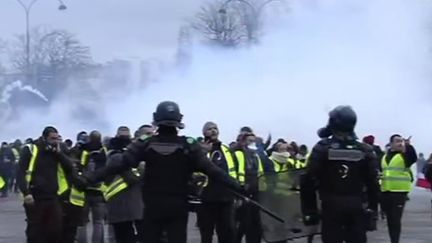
[271, 152, 291, 164]
[45, 143, 57, 152]
[247, 143, 258, 151]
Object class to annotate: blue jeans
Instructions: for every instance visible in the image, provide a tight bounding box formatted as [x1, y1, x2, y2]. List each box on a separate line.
[77, 193, 107, 243]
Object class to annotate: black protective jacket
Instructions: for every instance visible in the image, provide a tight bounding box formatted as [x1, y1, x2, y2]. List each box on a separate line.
[90, 127, 242, 201]
[300, 136, 380, 215]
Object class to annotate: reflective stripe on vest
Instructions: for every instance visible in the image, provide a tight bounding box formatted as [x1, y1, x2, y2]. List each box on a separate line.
[70, 187, 85, 207]
[271, 159, 288, 173]
[103, 169, 140, 201]
[81, 150, 89, 166]
[287, 158, 303, 169]
[206, 145, 238, 180]
[296, 159, 307, 169]
[57, 165, 68, 195]
[12, 148, 20, 163]
[381, 154, 412, 192]
[221, 145, 238, 180]
[25, 144, 69, 195]
[235, 151, 264, 185]
[0, 176, 5, 189]
[81, 150, 105, 192]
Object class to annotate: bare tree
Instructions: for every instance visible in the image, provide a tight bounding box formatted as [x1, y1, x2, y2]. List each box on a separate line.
[192, 0, 286, 46]
[8, 26, 93, 96]
[191, 1, 247, 47]
[225, 0, 286, 43]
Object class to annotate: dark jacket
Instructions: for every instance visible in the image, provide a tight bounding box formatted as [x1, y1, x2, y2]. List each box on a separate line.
[82, 142, 107, 171]
[301, 136, 380, 214]
[69, 144, 84, 161]
[424, 163, 432, 183]
[372, 145, 384, 171]
[17, 138, 75, 200]
[0, 147, 16, 177]
[81, 142, 107, 192]
[200, 141, 235, 202]
[235, 148, 262, 195]
[106, 152, 144, 223]
[91, 127, 241, 200]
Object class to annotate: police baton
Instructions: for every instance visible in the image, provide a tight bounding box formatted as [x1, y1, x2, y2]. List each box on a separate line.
[229, 189, 285, 223]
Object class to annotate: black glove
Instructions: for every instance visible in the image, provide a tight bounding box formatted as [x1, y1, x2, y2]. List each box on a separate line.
[84, 171, 98, 185]
[303, 213, 320, 226]
[364, 208, 378, 231]
[73, 172, 89, 191]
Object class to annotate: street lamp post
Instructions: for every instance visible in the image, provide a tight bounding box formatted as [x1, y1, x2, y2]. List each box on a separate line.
[15, 0, 67, 86]
[220, 0, 283, 43]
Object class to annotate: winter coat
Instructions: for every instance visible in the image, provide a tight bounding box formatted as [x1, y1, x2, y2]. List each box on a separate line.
[106, 139, 144, 223]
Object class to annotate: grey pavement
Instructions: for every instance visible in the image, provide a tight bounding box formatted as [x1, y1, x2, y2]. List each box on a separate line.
[0, 188, 431, 243]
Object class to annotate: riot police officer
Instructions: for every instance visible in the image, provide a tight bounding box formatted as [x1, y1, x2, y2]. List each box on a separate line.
[86, 101, 243, 243]
[300, 106, 380, 243]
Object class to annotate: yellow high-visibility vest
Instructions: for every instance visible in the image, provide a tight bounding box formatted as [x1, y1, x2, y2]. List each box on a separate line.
[103, 169, 140, 201]
[296, 159, 307, 169]
[271, 159, 289, 173]
[70, 147, 107, 207]
[0, 176, 5, 189]
[207, 145, 238, 179]
[381, 153, 412, 192]
[80, 149, 106, 192]
[69, 186, 86, 207]
[235, 151, 264, 185]
[288, 157, 307, 169]
[25, 144, 69, 196]
[12, 148, 20, 163]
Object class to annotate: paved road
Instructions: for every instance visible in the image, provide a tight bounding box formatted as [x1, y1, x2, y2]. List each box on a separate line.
[1, 188, 431, 243]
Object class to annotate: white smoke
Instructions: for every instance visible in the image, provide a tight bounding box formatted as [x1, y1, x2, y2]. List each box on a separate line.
[0, 80, 49, 103]
[1, 0, 432, 154]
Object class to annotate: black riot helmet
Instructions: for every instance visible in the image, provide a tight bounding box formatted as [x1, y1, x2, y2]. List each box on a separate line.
[152, 101, 185, 129]
[328, 106, 357, 132]
[318, 105, 357, 138]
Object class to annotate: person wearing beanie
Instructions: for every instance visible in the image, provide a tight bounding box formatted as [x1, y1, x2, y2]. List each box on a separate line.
[196, 121, 238, 243]
[363, 135, 384, 162]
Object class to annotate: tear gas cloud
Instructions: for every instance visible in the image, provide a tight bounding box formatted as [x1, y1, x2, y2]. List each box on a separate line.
[1, 0, 432, 153]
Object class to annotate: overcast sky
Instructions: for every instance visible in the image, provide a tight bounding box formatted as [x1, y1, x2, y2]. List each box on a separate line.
[0, 0, 201, 62]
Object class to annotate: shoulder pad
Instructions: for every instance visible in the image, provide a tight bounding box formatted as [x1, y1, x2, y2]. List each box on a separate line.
[357, 142, 374, 152]
[314, 138, 331, 150]
[317, 138, 331, 146]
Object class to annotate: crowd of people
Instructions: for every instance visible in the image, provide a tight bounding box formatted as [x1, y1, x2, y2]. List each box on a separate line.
[0, 101, 431, 243]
